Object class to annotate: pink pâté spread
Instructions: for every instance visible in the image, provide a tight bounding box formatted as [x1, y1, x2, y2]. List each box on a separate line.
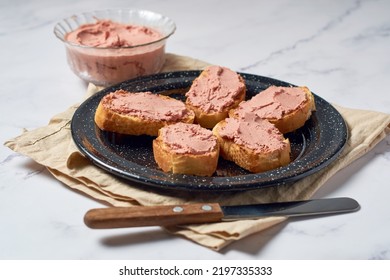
[160, 123, 218, 155]
[235, 86, 307, 120]
[65, 20, 162, 47]
[64, 20, 166, 86]
[218, 118, 288, 153]
[185, 65, 245, 113]
[102, 90, 190, 122]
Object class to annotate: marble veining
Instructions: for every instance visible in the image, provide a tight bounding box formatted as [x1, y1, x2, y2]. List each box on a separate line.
[370, 249, 390, 260]
[240, 0, 363, 72]
[0, 153, 22, 166]
[1, 0, 390, 260]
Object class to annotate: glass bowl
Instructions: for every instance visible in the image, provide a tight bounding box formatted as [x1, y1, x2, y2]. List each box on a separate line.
[54, 9, 176, 86]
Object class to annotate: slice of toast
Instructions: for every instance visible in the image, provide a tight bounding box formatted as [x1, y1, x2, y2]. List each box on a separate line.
[230, 86, 315, 133]
[95, 90, 195, 136]
[153, 123, 219, 176]
[185, 65, 246, 129]
[213, 118, 291, 173]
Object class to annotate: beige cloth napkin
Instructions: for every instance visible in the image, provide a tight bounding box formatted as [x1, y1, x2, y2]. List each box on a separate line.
[5, 53, 390, 250]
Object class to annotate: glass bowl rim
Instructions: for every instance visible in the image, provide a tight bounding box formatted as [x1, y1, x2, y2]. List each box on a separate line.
[53, 8, 176, 50]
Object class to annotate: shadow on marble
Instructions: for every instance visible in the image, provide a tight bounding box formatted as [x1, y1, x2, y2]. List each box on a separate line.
[219, 221, 288, 255]
[314, 135, 390, 198]
[99, 228, 175, 247]
[19, 158, 48, 179]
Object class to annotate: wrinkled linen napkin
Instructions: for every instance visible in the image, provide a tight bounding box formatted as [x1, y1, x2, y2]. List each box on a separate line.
[5, 53, 390, 250]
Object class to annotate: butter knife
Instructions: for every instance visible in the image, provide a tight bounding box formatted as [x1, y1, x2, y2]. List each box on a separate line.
[84, 197, 360, 229]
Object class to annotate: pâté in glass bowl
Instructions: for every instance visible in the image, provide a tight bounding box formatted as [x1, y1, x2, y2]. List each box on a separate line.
[54, 9, 176, 86]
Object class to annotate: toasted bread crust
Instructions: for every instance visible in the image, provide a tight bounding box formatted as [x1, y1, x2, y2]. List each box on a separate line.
[185, 104, 231, 129]
[153, 124, 219, 176]
[230, 86, 315, 134]
[269, 86, 315, 133]
[212, 119, 291, 173]
[94, 92, 195, 136]
[153, 138, 219, 176]
[186, 67, 246, 129]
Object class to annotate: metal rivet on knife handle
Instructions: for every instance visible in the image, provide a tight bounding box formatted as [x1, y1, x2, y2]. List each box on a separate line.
[172, 206, 184, 213]
[201, 205, 213, 211]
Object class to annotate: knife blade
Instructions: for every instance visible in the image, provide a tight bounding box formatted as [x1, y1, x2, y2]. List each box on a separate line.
[84, 197, 360, 229]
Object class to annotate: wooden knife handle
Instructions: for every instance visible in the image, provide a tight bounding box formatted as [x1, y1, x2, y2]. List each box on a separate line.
[84, 203, 224, 229]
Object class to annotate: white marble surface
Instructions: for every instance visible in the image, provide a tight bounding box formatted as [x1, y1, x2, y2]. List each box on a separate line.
[1, 0, 390, 260]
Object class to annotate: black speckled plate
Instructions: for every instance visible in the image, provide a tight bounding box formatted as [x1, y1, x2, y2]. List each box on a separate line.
[71, 71, 347, 191]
